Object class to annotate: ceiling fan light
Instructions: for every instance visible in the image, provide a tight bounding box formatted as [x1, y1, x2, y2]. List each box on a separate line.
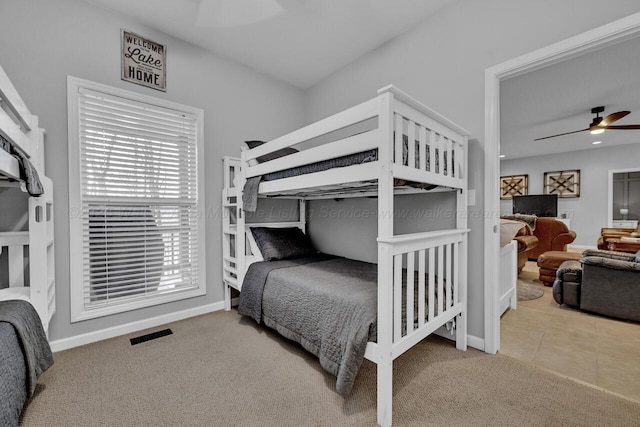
[590, 128, 605, 135]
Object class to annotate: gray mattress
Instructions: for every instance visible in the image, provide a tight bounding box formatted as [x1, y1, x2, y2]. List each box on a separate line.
[242, 140, 439, 211]
[261, 149, 378, 182]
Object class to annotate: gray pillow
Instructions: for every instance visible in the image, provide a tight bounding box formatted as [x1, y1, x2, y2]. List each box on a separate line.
[245, 140, 298, 163]
[250, 227, 317, 261]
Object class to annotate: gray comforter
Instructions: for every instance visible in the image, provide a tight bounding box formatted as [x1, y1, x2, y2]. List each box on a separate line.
[0, 300, 53, 426]
[238, 256, 378, 396]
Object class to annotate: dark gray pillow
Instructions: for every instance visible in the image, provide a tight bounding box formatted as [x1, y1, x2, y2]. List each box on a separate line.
[250, 227, 317, 261]
[245, 140, 298, 163]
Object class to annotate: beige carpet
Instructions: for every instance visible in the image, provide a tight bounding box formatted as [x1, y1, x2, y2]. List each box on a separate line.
[20, 311, 640, 427]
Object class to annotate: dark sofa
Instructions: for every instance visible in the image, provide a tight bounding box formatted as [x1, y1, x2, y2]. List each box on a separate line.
[553, 249, 640, 322]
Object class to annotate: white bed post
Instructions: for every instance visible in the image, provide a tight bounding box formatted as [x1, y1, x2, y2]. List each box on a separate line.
[237, 150, 247, 292]
[376, 90, 395, 427]
[298, 199, 306, 233]
[28, 193, 48, 332]
[455, 135, 469, 351]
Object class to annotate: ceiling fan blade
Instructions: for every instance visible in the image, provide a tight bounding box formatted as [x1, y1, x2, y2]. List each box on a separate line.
[598, 110, 630, 127]
[603, 124, 640, 130]
[534, 128, 589, 141]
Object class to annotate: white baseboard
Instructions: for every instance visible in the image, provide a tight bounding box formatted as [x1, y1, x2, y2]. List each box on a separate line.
[467, 334, 484, 351]
[50, 301, 224, 352]
[432, 326, 484, 351]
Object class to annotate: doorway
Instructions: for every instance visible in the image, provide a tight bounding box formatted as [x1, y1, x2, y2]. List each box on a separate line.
[483, 12, 640, 354]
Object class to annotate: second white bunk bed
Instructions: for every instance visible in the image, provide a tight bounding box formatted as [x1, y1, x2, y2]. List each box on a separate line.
[222, 85, 469, 427]
[0, 64, 55, 335]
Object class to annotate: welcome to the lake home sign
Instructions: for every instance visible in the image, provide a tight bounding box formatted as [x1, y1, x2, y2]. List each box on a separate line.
[121, 30, 166, 91]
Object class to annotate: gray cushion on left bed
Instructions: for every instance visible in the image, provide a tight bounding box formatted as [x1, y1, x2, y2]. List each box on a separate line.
[250, 227, 317, 261]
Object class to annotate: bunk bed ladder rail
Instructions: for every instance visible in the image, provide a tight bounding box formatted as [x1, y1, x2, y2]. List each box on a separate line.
[222, 156, 241, 310]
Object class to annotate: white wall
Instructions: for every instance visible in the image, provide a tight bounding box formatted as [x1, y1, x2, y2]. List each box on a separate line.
[303, 0, 640, 340]
[0, 0, 305, 341]
[500, 143, 640, 246]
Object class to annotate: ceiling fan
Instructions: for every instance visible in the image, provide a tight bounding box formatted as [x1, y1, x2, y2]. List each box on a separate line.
[534, 106, 640, 141]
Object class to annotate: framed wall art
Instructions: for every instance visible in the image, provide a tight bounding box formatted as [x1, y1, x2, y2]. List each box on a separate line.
[544, 169, 580, 198]
[500, 174, 528, 199]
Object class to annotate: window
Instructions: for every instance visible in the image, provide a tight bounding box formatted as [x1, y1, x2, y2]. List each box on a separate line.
[68, 77, 205, 322]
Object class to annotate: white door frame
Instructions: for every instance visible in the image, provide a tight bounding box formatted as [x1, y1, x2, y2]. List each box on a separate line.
[483, 12, 640, 354]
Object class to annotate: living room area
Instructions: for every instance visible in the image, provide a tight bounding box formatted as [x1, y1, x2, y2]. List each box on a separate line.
[495, 34, 640, 405]
[498, 188, 640, 404]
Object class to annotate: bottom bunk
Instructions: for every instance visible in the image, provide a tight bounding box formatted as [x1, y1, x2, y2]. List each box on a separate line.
[234, 225, 468, 424]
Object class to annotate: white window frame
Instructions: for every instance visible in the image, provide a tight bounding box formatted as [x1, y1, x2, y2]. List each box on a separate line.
[67, 76, 206, 322]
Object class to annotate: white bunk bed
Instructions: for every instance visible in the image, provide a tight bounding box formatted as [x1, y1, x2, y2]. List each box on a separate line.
[0, 64, 55, 334]
[222, 85, 469, 427]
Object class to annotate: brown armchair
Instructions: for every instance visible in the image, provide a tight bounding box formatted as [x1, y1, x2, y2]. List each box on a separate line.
[529, 217, 577, 260]
[514, 226, 539, 272]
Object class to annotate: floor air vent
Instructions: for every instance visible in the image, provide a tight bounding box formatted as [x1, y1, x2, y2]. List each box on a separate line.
[130, 328, 173, 345]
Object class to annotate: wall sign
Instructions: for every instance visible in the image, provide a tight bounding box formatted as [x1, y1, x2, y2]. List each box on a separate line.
[121, 30, 166, 92]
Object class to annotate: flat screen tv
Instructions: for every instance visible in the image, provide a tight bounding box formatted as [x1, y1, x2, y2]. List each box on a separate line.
[513, 194, 558, 217]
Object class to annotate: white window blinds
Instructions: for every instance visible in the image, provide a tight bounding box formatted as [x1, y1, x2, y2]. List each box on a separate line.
[68, 78, 205, 321]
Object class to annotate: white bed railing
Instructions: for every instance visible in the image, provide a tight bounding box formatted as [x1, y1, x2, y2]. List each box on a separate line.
[241, 85, 466, 198]
[366, 229, 468, 362]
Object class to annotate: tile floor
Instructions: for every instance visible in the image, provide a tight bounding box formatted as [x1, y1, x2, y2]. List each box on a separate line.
[500, 260, 640, 403]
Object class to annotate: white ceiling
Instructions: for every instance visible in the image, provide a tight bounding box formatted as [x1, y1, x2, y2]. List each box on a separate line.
[82, 0, 640, 158]
[501, 35, 640, 159]
[84, 0, 460, 89]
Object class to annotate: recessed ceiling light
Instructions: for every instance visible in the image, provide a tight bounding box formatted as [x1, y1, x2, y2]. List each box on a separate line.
[592, 140, 602, 145]
[499, 154, 506, 158]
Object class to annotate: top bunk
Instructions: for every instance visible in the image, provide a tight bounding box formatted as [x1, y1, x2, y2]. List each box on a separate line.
[0, 64, 45, 193]
[238, 85, 469, 201]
